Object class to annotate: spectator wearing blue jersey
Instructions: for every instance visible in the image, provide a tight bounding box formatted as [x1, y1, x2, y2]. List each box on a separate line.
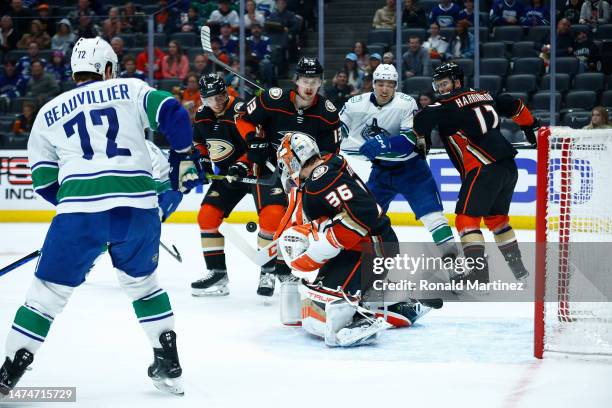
[521, 0, 550, 26]
[429, 0, 461, 27]
[247, 22, 275, 87]
[490, 0, 526, 26]
[16, 41, 47, 79]
[218, 22, 238, 56]
[458, 0, 476, 25]
[0, 59, 27, 111]
[119, 54, 147, 81]
[46, 50, 71, 82]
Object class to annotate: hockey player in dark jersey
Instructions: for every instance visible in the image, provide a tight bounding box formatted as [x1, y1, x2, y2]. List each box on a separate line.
[275, 132, 440, 347]
[410, 63, 537, 285]
[235, 56, 342, 280]
[190, 74, 286, 297]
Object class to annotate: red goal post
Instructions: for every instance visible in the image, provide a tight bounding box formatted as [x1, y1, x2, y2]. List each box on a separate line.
[534, 126, 612, 359]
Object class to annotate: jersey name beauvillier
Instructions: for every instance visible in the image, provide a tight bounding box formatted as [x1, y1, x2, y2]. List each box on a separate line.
[339, 92, 419, 162]
[28, 78, 173, 213]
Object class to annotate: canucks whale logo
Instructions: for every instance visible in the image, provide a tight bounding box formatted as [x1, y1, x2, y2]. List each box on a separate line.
[361, 118, 390, 140]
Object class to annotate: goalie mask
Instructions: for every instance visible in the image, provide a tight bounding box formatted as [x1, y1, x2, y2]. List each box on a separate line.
[277, 132, 320, 193]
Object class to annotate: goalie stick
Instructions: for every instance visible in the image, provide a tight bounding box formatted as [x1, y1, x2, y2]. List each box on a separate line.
[218, 222, 277, 266]
[200, 26, 264, 92]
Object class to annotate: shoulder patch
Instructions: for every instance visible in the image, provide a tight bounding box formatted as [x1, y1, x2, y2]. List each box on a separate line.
[325, 100, 337, 112]
[311, 165, 329, 181]
[197, 105, 205, 113]
[269, 87, 283, 100]
[348, 94, 363, 104]
[234, 101, 244, 113]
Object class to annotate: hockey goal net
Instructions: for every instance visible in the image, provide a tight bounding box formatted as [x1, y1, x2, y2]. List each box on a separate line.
[535, 127, 612, 359]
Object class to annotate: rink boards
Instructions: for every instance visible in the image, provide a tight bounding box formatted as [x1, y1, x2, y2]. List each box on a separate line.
[0, 149, 538, 228]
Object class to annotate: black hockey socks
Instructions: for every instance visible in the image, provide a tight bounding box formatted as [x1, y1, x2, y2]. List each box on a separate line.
[493, 225, 529, 281]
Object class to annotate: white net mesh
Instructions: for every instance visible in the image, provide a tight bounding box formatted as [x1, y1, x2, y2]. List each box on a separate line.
[543, 127, 612, 357]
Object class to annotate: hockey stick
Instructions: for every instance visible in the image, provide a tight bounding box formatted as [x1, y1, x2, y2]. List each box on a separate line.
[218, 223, 277, 266]
[0, 250, 40, 278]
[206, 173, 277, 186]
[1, 241, 181, 279]
[206, 161, 278, 186]
[200, 26, 264, 91]
[160, 241, 182, 263]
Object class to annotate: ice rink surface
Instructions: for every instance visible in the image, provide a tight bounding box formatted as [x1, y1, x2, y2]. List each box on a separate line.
[0, 223, 611, 408]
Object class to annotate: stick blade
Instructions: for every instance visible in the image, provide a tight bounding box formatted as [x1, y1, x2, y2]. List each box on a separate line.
[200, 25, 212, 53]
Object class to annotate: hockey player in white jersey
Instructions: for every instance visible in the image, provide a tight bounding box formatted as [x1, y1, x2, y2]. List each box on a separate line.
[340, 64, 457, 260]
[0, 37, 206, 396]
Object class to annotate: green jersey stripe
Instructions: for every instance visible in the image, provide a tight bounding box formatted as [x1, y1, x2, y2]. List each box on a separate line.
[32, 166, 59, 189]
[57, 175, 155, 201]
[145, 90, 174, 131]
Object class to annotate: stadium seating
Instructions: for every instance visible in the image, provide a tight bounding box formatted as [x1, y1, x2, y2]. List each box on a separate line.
[482, 42, 505, 58]
[401, 28, 427, 43]
[402, 76, 433, 94]
[493, 26, 524, 43]
[554, 57, 580, 76]
[368, 30, 394, 47]
[454, 58, 474, 77]
[481, 58, 509, 76]
[478, 75, 503, 96]
[562, 111, 592, 128]
[512, 58, 543, 75]
[596, 24, 612, 40]
[573, 73, 606, 92]
[511, 41, 539, 58]
[602, 90, 612, 107]
[540, 73, 571, 93]
[506, 74, 538, 94]
[565, 91, 598, 111]
[532, 91, 562, 111]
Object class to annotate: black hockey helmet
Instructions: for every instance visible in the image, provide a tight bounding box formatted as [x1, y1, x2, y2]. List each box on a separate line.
[295, 57, 323, 78]
[432, 62, 464, 90]
[199, 73, 226, 99]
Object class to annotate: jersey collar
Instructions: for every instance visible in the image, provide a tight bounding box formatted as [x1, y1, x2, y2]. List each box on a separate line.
[290, 89, 319, 112]
[369, 92, 395, 108]
[76, 79, 100, 88]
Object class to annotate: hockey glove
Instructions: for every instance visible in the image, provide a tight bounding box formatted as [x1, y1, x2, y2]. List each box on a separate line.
[168, 148, 206, 193]
[246, 134, 270, 166]
[226, 161, 252, 188]
[415, 134, 429, 159]
[158, 190, 183, 222]
[194, 144, 214, 180]
[521, 118, 540, 148]
[359, 134, 390, 160]
[359, 134, 416, 161]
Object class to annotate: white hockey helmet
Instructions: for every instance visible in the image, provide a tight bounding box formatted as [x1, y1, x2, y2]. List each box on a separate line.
[373, 64, 398, 89]
[277, 132, 320, 193]
[71, 37, 118, 81]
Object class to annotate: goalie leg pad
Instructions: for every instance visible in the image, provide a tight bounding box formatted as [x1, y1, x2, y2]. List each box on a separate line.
[324, 299, 358, 347]
[280, 281, 301, 326]
[298, 282, 344, 339]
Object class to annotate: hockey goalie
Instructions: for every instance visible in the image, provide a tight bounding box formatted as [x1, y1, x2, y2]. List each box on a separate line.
[274, 132, 442, 347]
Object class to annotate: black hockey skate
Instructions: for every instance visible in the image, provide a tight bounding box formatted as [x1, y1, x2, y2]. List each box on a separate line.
[509, 260, 529, 283]
[191, 270, 229, 296]
[388, 298, 442, 325]
[256, 269, 276, 297]
[0, 349, 34, 396]
[148, 331, 183, 396]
